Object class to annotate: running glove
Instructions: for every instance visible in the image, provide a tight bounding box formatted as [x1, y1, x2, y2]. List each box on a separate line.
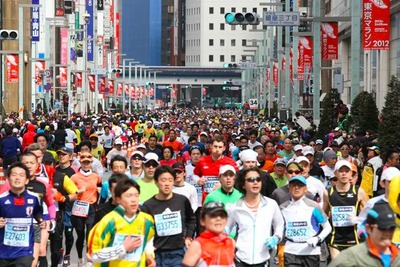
[264, 236, 279, 249]
[306, 236, 320, 247]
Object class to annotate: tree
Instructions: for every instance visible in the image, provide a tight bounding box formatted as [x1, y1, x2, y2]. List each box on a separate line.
[316, 89, 339, 138]
[349, 91, 379, 133]
[379, 76, 400, 150]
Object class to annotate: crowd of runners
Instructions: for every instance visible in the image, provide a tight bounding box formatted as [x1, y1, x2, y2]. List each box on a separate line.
[0, 107, 398, 267]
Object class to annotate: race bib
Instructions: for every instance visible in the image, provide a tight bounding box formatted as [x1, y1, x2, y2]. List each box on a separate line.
[112, 234, 144, 262]
[285, 221, 310, 243]
[204, 176, 219, 193]
[4, 218, 32, 247]
[195, 185, 203, 206]
[331, 206, 355, 227]
[71, 201, 90, 218]
[154, 211, 182, 236]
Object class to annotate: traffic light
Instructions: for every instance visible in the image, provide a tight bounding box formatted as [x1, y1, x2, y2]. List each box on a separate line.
[109, 69, 121, 74]
[224, 12, 259, 25]
[309, 79, 314, 94]
[223, 81, 233, 90]
[223, 63, 238, 68]
[0, 30, 18, 40]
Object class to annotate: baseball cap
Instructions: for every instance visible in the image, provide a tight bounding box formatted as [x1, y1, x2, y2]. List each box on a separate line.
[114, 139, 123, 145]
[79, 152, 93, 163]
[12, 128, 18, 134]
[143, 152, 159, 164]
[289, 176, 307, 186]
[137, 144, 146, 150]
[368, 145, 380, 155]
[274, 158, 286, 166]
[334, 160, 352, 171]
[315, 139, 323, 145]
[219, 165, 236, 175]
[302, 145, 315, 156]
[239, 149, 258, 162]
[334, 127, 340, 132]
[294, 144, 303, 152]
[131, 151, 144, 159]
[324, 150, 337, 162]
[43, 153, 55, 165]
[295, 156, 310, 164]
[201, 202, 228, 218]
[330, 141, 339, 147]
[367, 202, 397, 230]
[200, 132, 208, 136]
[57, 147, 73, 155]
[381, 167, 400, 182]
[89, 133, 98, 139]
[172, 162, 185, 171]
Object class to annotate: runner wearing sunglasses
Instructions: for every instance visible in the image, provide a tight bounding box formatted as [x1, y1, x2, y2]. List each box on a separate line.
[226, 167, 284, 267]
[136, 153, 160, 204]
[281, 176, 332, 266]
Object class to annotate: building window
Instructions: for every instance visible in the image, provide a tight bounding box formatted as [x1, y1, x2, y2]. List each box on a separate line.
[242, 55, 247, 61]
[220, 7, 225, 14]
[253, 8, 257, 13]
[231, 55, 236, 62]
[231, 39, 236, 46]
[209, 23, 214, 30]
[242, 25, 247, 30]
[242, 7, 247, 13]
[220, 55, 225, 62]
[220, 39, 225, 46]
[209, 55, 214, 62]
[209, 39, 214, 46]
[220, 23, 225, 30]
[231, 7, 236, 12]
[242, 39, 247, 46]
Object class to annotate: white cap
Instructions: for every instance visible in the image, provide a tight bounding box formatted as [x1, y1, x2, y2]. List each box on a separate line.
[302, 145, 315, 156]
[143, 152, 159, 164]
[334, 127, 340, 131]
[295, 156, 310, 164]
[323, 147, 333, 153]
[294, 144, 303, 152]
[114, 139, 123, 145]
[334, 160, 352, 171]
[137, 144, 146, 150]
[219, 165, 236, 175]
[200, 131, 208, 136]
[239, 149, 258, 162]
[381, 167, 400, 181]
[12, 128, 18, 133]
[131, 151, 144, 158]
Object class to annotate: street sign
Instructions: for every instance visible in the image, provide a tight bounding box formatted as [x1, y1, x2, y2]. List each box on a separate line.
[90, 69, 106, 75]
[54, 101, 62, 110]
[44, 69, 51, 78]
[44, 83, 52, 91]
[263, 11, 300, 26]
[249, 99, 258, 109]
[239, 62, 258, 69]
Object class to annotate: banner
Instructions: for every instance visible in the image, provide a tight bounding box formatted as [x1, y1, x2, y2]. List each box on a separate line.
[59, 67, 67, 87]
[266, 68, 270, 83]
[273, 62, 278, 86]
[321, 22, 338, 60]
[298, 37, 313, 80]
[281, 55, 286, 70]
[88, 75, 95, 92]
[35, 61, 45, 86]
[202, 88, 207, 96]
[31, 0, 40, 42]
[289, 48, 293, 83]
[99, 77, 106, 94]
[86, 0, 94, 61]
[117, 83, 123, 97]
[60, 28, 69, 65]
[362, 0, 390, 50]
[6, 55, 19, 83]
[115, 12, 121, 77]
[75, 72, 82, 88]
[108, 80, 114, 95]
[135, 87, 140, 99]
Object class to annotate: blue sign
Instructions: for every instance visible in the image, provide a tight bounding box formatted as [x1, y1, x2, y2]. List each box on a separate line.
[31, 0, 40, 42]
[86, 0, 94, 62]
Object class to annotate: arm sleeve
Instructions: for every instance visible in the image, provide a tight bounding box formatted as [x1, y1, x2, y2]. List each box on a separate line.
[43, 182, 56, 220]
[189, 187, 198, 212]
[63, 176, 79, 194]
[93, 159, 104, 178]
[91, 245, 127, 263]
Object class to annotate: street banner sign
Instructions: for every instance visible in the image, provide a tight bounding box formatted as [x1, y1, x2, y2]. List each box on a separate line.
[263, 11, 300, 26]
[321, 22, 338, 60]
[362, 0, 390, 50]
[249, 99, 258, 110]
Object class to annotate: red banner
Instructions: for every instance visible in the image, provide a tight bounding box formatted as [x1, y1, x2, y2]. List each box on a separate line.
[88, 75, 95, 92]
[135, 87, 140, 99]
[298, 37, 313, 80]
[130, 85, 135, 98]
[202, 88, 207, 96]
[99, 77, 106, 94]
[289, 48, 293, 83]
[117, 83, 123, 97]
[35, 61, 45, 86]
[6, 54, 19, 83]
[115, 12, 121, 77]
[124, 84, 129, 95]
[321, 22, 338, 60]
[59, 67, 67, 87]
[273, 62, 278, 86]
[281, 56, 286, 70]
[75, 72, 82, 88]
[149, 87, 154, 97]
[60, 28, 68, 65]
[362, 0, 390, 50]
[108, 80, 114, 95]
[266, 68, 270, 83]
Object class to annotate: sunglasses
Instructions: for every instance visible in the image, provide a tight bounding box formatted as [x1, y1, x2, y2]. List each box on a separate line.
[131, 156, 143, 161]
[144, 162, 158, 168]
[287, 170, 301, 175]
[174, 170, 184, 174]
[245, 177, 262, 183]
[90, 138, 98, 141]
[203, 201, 224, 209]
[80, 155, 93, 159]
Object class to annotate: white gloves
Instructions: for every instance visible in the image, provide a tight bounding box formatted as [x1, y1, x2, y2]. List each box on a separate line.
[306, 236, 320, 247]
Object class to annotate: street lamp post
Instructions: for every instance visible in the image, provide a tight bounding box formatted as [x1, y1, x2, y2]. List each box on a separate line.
[127, 61, 140, 113]
[121, 58, 134, 112]
[82, 13, 90, 114]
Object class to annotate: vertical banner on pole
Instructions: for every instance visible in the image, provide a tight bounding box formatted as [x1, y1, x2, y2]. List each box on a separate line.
[321, 22, 338, 60]
[273, 62, 278, 87]
[86, 0, 94, 61]
[60, 28, 69, 65]
[298, 37, 313, 80]
[115, 12, 121, 76]
[59, 67, 67, 87]
[6, 55, 19, 83]
[88, 75, 95, 92]
[31, 0, 40, 42]
[75, 72, 82, 88]
[99, 77, 106, 94]
[35, 61, 45, 86]
[362, 0, 390, 50]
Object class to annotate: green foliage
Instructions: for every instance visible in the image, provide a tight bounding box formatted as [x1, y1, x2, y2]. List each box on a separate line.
[316, 89, 339, 138]
[379, 76, 400, 150]
[349, 91, 379, 133]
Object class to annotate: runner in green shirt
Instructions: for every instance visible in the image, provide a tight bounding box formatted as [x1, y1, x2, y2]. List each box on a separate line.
[271, 158, 288, 188]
